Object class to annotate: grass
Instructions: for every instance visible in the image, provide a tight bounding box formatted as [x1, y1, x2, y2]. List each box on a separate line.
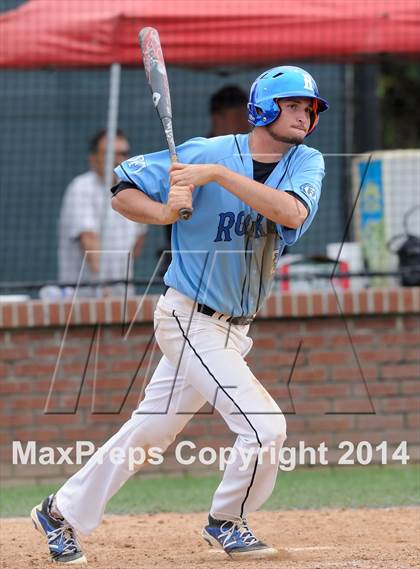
[0, 464, 419, 518]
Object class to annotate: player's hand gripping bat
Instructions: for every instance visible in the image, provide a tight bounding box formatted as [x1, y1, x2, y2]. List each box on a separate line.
[139, 27, 192, 221]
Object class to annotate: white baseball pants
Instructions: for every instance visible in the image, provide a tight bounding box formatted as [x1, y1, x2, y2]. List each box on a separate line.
[56, 288, 287, 534]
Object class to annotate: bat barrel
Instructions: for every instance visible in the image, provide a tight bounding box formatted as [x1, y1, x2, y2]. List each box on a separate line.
[139, 26, 192, 221]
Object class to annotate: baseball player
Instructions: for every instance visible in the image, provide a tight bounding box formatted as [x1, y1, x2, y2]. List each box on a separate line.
[31, 66, 328, 563]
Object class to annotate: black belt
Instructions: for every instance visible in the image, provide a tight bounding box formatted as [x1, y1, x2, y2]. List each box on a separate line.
[197, 303, 254, 326]
[163, 286, 254, 326]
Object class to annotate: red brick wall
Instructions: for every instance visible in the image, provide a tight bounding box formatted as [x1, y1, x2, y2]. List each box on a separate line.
[0, 288, 419, 484]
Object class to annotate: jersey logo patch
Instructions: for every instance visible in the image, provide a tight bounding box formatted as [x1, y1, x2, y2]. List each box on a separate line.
[300, 183, 317, 198]
[127, 155, 147, 173]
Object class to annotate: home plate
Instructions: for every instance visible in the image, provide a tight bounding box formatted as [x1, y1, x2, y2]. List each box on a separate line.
[204, 545, 335, 560]
[205, 548, 293, 561]
[206, 546, 335, 554]
[287, 546, 336, 552]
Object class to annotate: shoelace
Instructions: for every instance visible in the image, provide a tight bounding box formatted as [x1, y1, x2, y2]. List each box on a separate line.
[219, 519, 259, 548]
[47, 524, 79, 555]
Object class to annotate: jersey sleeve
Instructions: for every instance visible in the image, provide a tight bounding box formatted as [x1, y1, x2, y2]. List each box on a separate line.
[110, 180, 137, 196]
[277, 150, 325, 246]
[114, 137, 209, 204]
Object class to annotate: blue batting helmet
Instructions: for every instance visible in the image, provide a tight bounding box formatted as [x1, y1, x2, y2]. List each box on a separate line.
[248, 66, 329, 134]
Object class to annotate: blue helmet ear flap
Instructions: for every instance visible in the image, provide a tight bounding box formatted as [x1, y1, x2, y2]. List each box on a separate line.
[247, 101, 280, 126]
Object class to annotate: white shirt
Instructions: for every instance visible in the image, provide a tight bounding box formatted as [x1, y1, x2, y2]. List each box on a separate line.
[58, 171, 147, 296]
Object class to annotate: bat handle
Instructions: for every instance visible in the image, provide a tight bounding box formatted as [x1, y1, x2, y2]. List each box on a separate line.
[170, 153, 192, 221]
[178, 208, 193, 221]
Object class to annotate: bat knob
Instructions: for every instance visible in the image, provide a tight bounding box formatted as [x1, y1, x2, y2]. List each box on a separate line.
[178, 208, 193, 221]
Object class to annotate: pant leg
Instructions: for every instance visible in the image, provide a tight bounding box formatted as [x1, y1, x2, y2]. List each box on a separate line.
[154, 291, 287, 522]
[56, 355, 206, 534]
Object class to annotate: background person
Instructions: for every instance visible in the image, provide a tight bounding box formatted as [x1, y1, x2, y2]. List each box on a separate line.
[57, 129, 147, 297]
[208, 84, 250, 137]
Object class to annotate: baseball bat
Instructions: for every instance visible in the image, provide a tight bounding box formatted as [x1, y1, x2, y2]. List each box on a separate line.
[138, 27, 192, 221]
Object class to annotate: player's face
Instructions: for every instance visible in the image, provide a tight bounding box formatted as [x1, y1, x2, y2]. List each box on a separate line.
[267, 97, 313, 145]
[90, 135, 130, 180]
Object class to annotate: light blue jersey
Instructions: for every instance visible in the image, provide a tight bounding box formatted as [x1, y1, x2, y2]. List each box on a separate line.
[114, 134, 324, 317]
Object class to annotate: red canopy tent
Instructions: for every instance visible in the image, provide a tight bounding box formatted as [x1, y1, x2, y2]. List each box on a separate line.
[1, 0, 419, 68]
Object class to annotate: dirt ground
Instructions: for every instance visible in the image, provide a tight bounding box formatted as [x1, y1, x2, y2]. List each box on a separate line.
[1, 507, 419, 569]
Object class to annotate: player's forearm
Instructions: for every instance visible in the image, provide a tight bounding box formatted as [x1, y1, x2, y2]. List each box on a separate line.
[215, 166, 307, 229]
[112, 189, 171, 225]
